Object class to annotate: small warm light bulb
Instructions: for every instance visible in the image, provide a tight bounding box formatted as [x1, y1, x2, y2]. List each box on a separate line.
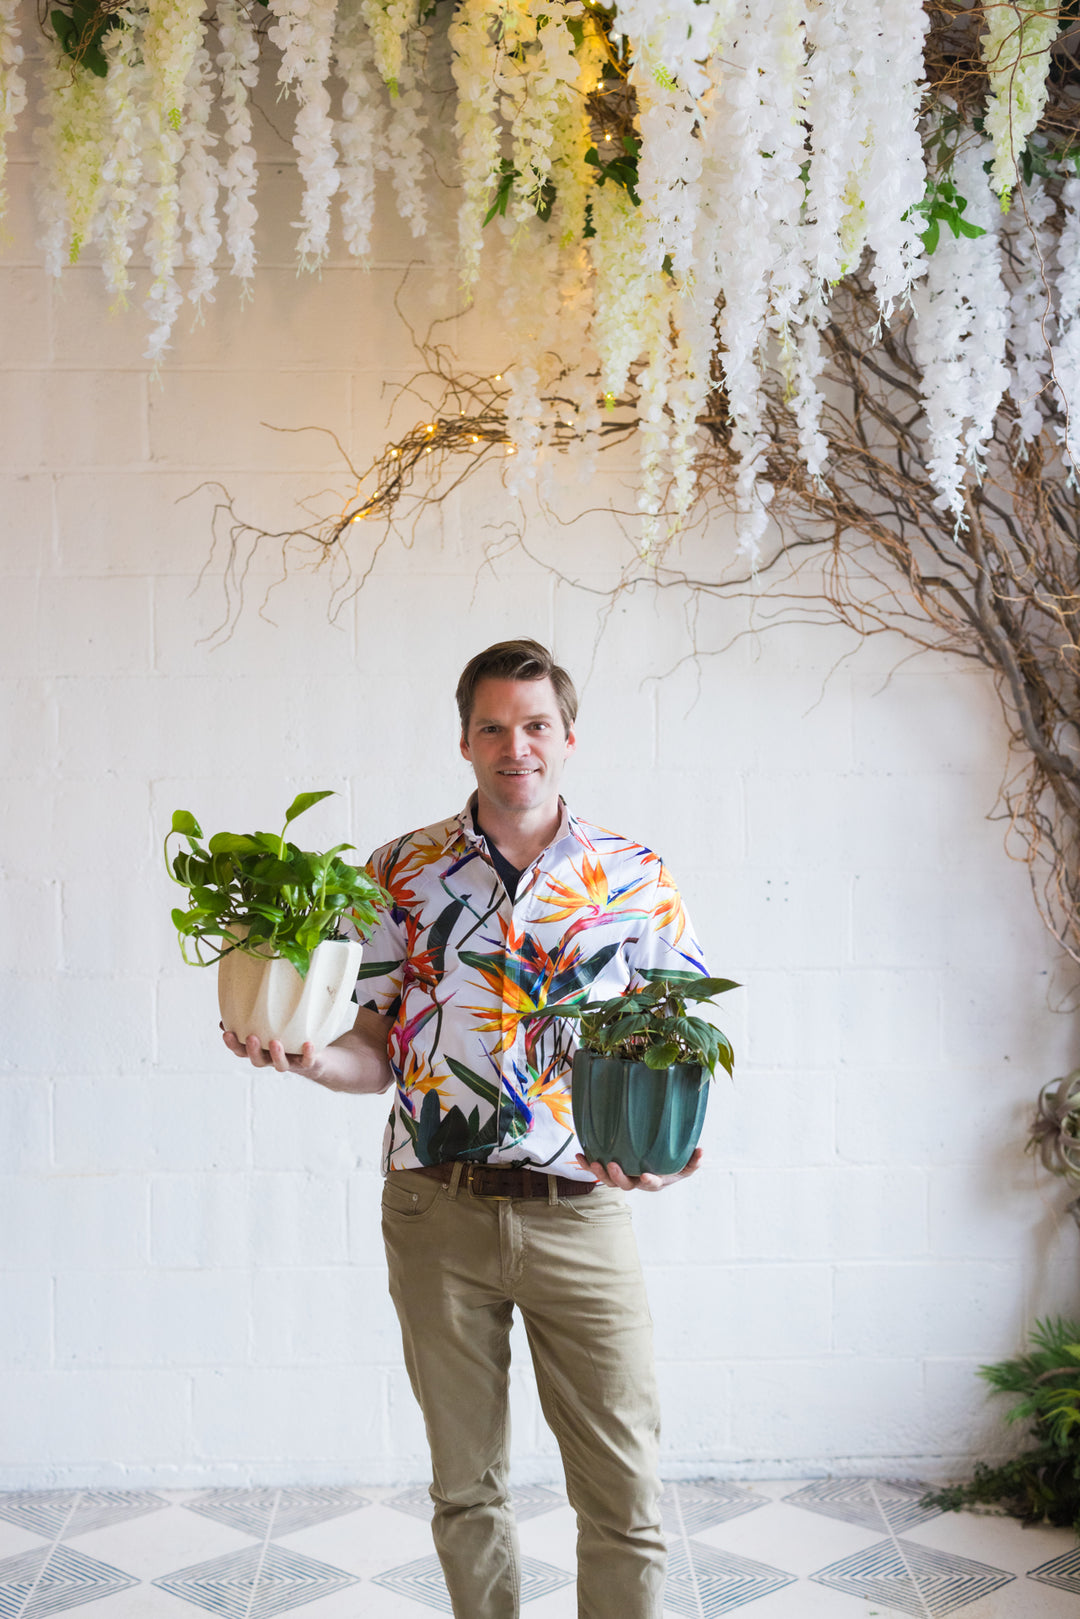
[426, 423, 436, 433]
[471, 435, 479, 443]
[506, 444, 516, 455]
[351, 513, 364, 523]
[389, 447, 399, 457]
[604, 131, 612, 142]
[494, 373, 502, 381]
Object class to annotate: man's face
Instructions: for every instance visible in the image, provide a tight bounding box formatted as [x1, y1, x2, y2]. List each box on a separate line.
[460, 676, 576, 818]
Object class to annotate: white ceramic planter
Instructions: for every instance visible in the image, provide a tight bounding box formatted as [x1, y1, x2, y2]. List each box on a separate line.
[217, 936, 363, 1054]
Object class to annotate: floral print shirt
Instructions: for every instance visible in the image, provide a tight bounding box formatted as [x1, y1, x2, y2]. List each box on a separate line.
[354, 798, 707, 1180]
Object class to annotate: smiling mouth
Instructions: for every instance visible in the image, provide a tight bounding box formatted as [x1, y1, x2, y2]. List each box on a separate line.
[498, 768, 537, 776]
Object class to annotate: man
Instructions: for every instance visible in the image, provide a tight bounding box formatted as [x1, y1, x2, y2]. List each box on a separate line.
[225, 639, 708, 1619]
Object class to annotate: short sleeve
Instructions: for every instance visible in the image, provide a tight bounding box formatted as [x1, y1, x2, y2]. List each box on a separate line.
[344, 852, 408, 1018]
[625, 860, 710, 987]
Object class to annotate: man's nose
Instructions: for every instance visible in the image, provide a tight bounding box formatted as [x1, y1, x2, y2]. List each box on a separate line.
[508, 729, 531, 756]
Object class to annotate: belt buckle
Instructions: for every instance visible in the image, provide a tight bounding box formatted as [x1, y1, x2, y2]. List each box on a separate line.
[468, 1164, 509, 1200]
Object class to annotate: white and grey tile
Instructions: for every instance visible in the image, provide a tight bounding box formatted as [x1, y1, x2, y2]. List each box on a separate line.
[0, 1481, 1073, 1617]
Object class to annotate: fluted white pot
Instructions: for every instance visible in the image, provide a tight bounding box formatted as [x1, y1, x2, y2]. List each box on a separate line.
[217, 936, 362, 1053]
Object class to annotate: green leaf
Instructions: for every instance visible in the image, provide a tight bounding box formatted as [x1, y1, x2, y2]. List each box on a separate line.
[284, 789, 336, 825]
[445, 1057, 501, 1107]
[171, 809, 203, 839]
[644, 1041, 681, 1069]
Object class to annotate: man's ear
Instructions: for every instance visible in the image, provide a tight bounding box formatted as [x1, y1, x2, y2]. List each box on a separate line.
[564, 724, 577, 757]
[459, 730, 471, 762]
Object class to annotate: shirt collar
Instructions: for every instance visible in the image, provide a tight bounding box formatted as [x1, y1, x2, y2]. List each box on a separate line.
[455, 795, 586, 856]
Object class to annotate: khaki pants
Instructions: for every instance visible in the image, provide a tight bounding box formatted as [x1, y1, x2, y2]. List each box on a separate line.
[381, 1167, 666, 1619]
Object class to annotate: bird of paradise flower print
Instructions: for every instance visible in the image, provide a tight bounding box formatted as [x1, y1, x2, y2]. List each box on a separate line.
[350, 800, 708, 1181]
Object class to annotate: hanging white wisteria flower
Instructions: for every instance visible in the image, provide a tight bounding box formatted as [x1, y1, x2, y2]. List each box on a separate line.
[142, 0, 206, 359]
[911, 136, 1009, 521]
[11, 0, 1080, 549]
[0, 0, 26, 229]
[858, 0, 929, 317]
[362, 0, 419, 94]
[35, 33, 110, 274]
[335, 0, 388, 262]
[269, 0, 340, 266]
[1007, 173, 1056, 447]
[99, 8, 146, 305]
[447, 0, 503, 289]
[216, 0, 260, 285]
[982, 0, 1060, 203]
[179, 43, 221, 310]
[1051, 174, 1080, 467]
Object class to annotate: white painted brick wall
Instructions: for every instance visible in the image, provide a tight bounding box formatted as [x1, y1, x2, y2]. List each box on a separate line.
[2, 61, 1078, 1490]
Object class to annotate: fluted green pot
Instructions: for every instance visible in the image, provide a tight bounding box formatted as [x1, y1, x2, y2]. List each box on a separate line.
[571, 1051, 709, 1177]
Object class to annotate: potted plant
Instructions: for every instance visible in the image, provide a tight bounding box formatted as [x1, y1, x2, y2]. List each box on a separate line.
[164, 789, 388, 1054]
[537, 971, 738, 1176]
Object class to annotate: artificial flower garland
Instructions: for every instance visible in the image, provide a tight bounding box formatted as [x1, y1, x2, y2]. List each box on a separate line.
[4, 0, 1080, 546]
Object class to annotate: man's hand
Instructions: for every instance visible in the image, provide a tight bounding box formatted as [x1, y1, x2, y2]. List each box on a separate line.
[574, 1146, 703, 1192]
[221, 1006, 394, 1094]
[223, 1028, 326, 1077]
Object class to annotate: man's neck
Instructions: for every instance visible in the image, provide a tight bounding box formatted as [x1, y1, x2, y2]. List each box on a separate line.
[472, 791, 564, 869]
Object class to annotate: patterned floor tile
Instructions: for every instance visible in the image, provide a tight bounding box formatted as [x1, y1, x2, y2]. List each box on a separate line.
[1028, 1544, 1080, 1595]
[383, 1485, 564, 1524]
[0, 1543, 139, 1619]
[811, 1536, 1015, 1616]
[151, 1542, 361, 1618]
[663, 1540, 798, 1618]
[661, 1482, 770, 1536]
[0, 1493, 169, 1544]
[182, 1489, 370, 1540]
[783, 1476, 941, 1533]
[372, 1553, 573, 1613]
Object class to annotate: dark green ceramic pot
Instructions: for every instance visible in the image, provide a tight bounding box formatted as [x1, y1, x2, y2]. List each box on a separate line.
[571, 1050, 709, 1177]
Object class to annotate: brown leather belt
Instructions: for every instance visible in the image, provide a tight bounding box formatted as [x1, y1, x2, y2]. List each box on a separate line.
[411, 1162, 596, 1198]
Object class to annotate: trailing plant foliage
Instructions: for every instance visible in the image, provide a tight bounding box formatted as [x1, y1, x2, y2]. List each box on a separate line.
[921, 1317, 1080, 1536]
[164, 789, 387, 977]
[534, 971, 738, 1080]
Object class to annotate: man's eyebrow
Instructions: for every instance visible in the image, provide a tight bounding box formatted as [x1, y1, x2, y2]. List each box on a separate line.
[473, 711, 557, 724]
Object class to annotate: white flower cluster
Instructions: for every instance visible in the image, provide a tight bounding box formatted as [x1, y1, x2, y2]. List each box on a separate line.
[35, 34, 110, 274]
[100, 9, 147, 306]
[982, 0, 1060, 202]
[269, 0, 341, 266]
[1007, 175, 1056, 447]
[362, 0, 418, 93]
[179, 44, 221, 310]
[911, 137, 1009, 522]
[216, 0, 259, 285]
[0, 0, 26, 226]
[1052, 177, 1080, 466]
[11, 1, 1076, 541]
[448, 0, 503, 289]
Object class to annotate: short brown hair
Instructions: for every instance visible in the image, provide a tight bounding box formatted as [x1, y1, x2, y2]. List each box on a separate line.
[456, 639, 578, 737]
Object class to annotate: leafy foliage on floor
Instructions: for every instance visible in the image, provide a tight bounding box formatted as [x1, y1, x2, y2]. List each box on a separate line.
[922, 1317, 1080, 1537]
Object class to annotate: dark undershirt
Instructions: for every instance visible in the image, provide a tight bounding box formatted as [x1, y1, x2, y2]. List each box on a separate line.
[472, 805, 525, 902]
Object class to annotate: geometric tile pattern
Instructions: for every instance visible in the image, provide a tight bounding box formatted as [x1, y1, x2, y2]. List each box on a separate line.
[810, 1537, 1015, 1617]
[783, 1475, 942, 1532]
[151, 1543, 361, 1619]
[383, 1483, 564, 1523]
[0, 1481, 1075, 1617]
[371, 1552, 573, 1613]
[0, 1544, 139, 1619]
[1028, 1545, 1080, 1595]
[660, 1481, 769, 1536]
[182, 1487, 371, 1539]
[0, 1491, 169, 1543]
[663, 1541, 798, 1617]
